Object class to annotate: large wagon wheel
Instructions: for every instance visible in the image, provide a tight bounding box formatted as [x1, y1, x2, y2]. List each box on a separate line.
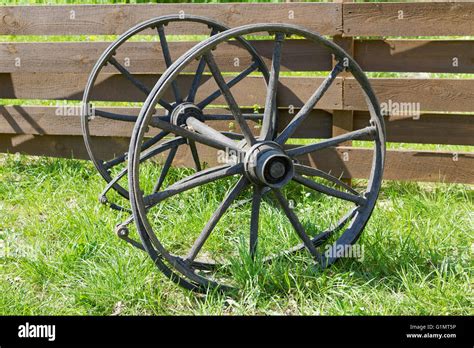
[81, 15, 269, 213]
[129, 24, 386, 292]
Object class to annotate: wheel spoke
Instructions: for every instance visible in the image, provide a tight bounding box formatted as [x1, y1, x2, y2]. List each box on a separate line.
[103, 154, 126, 171]
[187, 27, 219, 103]
[94, 109, 170, 126]
[140, 136, 186, 163]
[202, 113, 263, 122]
[94, 109, 138, 122]
[221, 131, 245, 140]
[250, 186, 262, 259]
[287, 126, 376, 158]
[188, 140, 202, 171]
[186, 116, 238, 151]
[143, 163, 244, 207]
[157, 25, 182, 103]
[272, 189, 322, 262]
[108, 56, 150, 94]
[100, 165, 129, 197]
[276, 61, 344, 145]
[178, 163, 236, 185]
[262, 33, 284, 141]
[293, 174, 366, 205]
[263, 206, 358, 261]
[185, 177, 249, 262]
[294, 163, 359, 195]
[151, 116, 243, 153]
[152, 145, 178, 193]
[203, 52, 256, 146]
[187, 56, 207, 103]
[103, 130, 169, 170]
[108, 56, 172, 112]
[102, 137, 185, 197]
[320, 210, 364, 268]
[197, 61, 259, 110]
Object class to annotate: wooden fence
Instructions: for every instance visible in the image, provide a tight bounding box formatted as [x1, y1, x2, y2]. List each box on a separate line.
[0, 2, 473, 184]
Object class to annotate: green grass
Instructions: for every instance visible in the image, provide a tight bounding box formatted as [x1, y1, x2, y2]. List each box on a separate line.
[1, 153, 472, 315]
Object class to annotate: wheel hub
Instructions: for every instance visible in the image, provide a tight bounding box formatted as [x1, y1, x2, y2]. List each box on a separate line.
[244, 142, 294, 188]
[170, 102, 204, 127]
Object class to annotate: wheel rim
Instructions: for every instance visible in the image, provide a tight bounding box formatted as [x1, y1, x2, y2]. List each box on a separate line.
[129, 23, 386, 290]
[81, 15, 270, 211]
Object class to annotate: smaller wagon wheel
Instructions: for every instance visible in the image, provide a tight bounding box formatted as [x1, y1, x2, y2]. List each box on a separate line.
[129, 24, 386, 291]
[81, 15, 269, 212]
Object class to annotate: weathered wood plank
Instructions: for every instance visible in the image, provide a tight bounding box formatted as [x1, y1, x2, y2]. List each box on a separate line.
[1, 134, 472, 184]
[0, 40, 332, 73]
[2, 39, 473, 74]
[1, 105, 473, 146]
[0, 105, 332, 139]
[0, 3, 340, 36]
[0, 73, 343, 109]
[296, 147, 474, 184]
[344, 78, 474, 113]
[353, 111, 474, 146]
[0, 134, 129, 160]
[3, 74, 471, 113]
[344, 2, 474, 36]
[354, 40, 474, 74]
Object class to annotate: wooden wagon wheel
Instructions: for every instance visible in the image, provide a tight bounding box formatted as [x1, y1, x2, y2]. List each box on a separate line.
[129, 24, 386, 292]
[81, 15, 270, 213]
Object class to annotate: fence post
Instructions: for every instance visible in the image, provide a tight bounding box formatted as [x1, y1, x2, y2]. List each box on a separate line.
[332, 0, 354, 184]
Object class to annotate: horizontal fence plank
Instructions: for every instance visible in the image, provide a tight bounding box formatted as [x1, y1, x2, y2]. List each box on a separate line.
[297, 147, 474, 184]
[3, 39, 473, 74]
[354, 111, 474, 146]
[4, 3, 473, 37]
[344, 78, 474, 113]
[0, 73, 343, 109]
[1, 134, 472, 184]
[344, 2, 474, 36]
[355, 40, 474, 74]
[3, 40, 456, 75]
[0, 3, 340, 36]
[0, 105, 332, 139]
[1, 105, 473, 146]
[0, 40, 331, 74]
[4, 73, 473, 113]
[0, 134, 129, 160]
